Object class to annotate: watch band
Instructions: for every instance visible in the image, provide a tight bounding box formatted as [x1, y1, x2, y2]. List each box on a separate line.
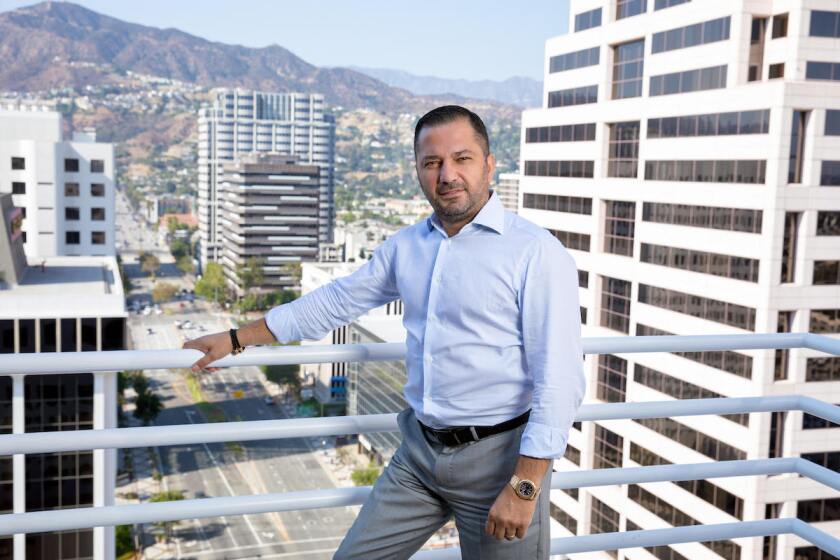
[509, 474, 540, 501]
[229, 328, 244, 355]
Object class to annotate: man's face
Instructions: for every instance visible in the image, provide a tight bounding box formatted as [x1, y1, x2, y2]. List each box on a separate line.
[415, 118, 496, 223]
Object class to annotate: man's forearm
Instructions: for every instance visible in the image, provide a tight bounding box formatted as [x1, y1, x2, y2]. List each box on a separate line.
[237, 318, 278, 347]
[514, 455, 551, 486]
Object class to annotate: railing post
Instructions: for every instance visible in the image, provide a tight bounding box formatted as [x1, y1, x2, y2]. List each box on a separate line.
[12, 375, 24, 560]
[92, 372, 116, 560]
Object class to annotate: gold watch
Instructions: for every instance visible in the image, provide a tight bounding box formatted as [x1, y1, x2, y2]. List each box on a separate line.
[509, 474, 539, 501]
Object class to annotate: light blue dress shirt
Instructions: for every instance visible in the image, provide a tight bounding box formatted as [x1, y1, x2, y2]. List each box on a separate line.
[266, 191, 586, 459]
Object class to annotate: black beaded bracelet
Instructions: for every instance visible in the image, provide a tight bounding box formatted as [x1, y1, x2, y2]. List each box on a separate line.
[229, 328, 244, 355]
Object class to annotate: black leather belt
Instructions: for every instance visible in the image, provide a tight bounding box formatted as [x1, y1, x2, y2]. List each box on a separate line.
[418, 410, 531, 446]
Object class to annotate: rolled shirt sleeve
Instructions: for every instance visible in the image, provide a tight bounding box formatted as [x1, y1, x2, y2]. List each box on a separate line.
[265, 237, 401, 343]
[518, 234, 586, 459]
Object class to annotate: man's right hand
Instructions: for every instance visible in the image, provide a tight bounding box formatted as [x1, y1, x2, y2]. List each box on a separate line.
[183, 331, 233, 373]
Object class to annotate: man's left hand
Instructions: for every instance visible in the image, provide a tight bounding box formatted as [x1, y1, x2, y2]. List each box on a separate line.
[484, 483, 539, 541]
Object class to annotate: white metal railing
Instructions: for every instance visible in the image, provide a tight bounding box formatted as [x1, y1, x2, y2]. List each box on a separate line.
[0, 333, 839, 559]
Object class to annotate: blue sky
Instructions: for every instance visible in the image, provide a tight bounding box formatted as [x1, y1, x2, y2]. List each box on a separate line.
[0, 0, 570, 81]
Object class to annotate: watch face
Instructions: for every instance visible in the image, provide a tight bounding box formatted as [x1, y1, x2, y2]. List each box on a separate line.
[518, 481, 536, 498]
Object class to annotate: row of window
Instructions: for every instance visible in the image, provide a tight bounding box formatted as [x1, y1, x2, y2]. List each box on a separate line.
[66, 232, 106, 245]
[65, 208, 106, 221]
[812, 309, 840, 333]
[803, 451, 840, 471]
[628, 484, 740, 560]
[645, 159, 767, 184]
[650, 64, 727, 97]
[807, 357, 840, 382]
[652, 16, 730, 54]
[635, 416, 746, 461]
[803, 407, 840, 430]
[811, 10, 840, 38]
[9, 182, 107, 197]
[798, 498, 840, 524]
[815, 261, 840, 285]
[640, 242, 759, 282]
[629, 442, 744, 518]
[10, 157, 105, 173]
[524, 122, 596, 143]
[522, 193, 592, 215]
[642, 202, 763, 234]
[549, 46, 599, 74]
[636, 324, 753, 379]
[549, 502, 577, 535]
[0, 318, 124, 353]
[523, 160, 595, 178]
[547, 85, 598, 108]
[574, 7, 602, 32]
[634, 364, 749, 425]
[638, 283, 756, 330]
[572, 0, 690, 34]
[647, 109, 770, 138]
[806, 61, 840, 82]
[548, 229, 591, 252]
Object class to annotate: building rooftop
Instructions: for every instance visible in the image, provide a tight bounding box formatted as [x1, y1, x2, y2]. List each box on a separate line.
[0, 256, 126, 319]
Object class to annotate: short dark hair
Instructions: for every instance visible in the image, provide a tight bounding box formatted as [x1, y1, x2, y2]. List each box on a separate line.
[413, 105, 490, 156]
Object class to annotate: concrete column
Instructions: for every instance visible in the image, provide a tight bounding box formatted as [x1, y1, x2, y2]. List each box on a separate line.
[92, 371, 116, 560]
[12, 375, 24, 560]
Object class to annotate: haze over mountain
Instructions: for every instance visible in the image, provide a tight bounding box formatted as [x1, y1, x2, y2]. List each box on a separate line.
[350, 66, 542, 108]
[0, 0, 518, 117]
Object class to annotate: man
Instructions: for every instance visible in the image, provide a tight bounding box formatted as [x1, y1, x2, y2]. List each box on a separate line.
[184, 105, 585, 559]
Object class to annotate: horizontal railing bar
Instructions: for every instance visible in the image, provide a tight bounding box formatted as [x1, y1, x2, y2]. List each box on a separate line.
[1, 332, 837, 376]
[0, 457, 836, 536]
[793, 519, 840, 557]
[1, 396, 838, 455]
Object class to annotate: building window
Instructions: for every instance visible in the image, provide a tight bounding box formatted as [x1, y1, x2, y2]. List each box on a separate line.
[12, 182, 25, 195]
[789, 111, 809, 183]
[775, 311, 793, 380]
[574, 7, 602, 31]
[781, 212, 800, 283]
[648, 109, 770, 138]
[550, 503, 578, 534]
[64, 183, 80, 197]
[604, 201, 635, 256]
[635, 417, 745, 461]
[564, 443, 581, 466]
[644, 159, 766, 184]
[525, 123, 596, 143]
[811, 309, 840, 334]
[798, 498, 840, 523]
[814, 261, 840, 285]
[608, 122, 640, 177]
[65, 208, 80, 221]
[11, 157, 25, 170]
[638, 284, 756, 330]
[651, 16, 730, 54]
[650, 64, 727, 96]
[825, 110, 840, 136]
[547, 229, 590, 251]
[593, 425, 624, 470]
[820, 161, 840, 186]
[60, 319, 77, 352]
[91, 208, 105, 221]
[640, 243, 759, 282]
[90, 183, 105, 197]
[522, 193, 592, 215]
[802, 406, 840, 429]
[612, 41, 644, 99]
[578, 270, 589, 288]
[769, 411, 786, 458]
[638, 323, 753, 378]
[617, 0, 646, 20]
[635, 364, 749, 425]
[803, 452, 840, 470]
[64, 158, 79, 172]
[90, 160, 104, 173]
[18, 319, 35, 353]
[642, 202, 762, 233]
[807, 357, 840, 381]
[810, 10, 840, 38]
[772, 14, 788, 38]
[600, 276, 632, 333]
[806, 61, 840, 81]
[548, 85, 598, 108]
[39, 319, 57, 353]
[524, 160, 594, 178]
[580, 306, 587, 324]
[91, 231, 106, 245]
[654, 0, 689, 9]
[81, 318, 97, 352]
[768, 63, 785, 79]
[597, 355, 627, 403]
[549, 46, 600, 73]
[794, 546, 840, 559]
[65, 231, 80, 245]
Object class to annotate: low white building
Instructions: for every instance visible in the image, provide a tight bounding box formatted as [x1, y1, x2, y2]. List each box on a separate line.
[0, 101, 116, 258]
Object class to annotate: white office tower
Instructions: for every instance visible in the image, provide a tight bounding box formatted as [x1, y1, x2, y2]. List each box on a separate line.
[520, 2, 840, 560]
[0, 101, 116, 258]
[496, 172, 521, 213]
[197, 89, 336, 269]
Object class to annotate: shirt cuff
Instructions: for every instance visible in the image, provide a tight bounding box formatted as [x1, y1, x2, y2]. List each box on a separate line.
[519, 420, 569, 459]
[264, 303, 303, 344]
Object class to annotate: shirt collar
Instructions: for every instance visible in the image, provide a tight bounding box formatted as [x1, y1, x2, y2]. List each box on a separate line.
[425, 190, 505, 236]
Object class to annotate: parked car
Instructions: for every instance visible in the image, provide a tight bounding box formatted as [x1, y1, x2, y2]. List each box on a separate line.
[264, 396, 275, 406]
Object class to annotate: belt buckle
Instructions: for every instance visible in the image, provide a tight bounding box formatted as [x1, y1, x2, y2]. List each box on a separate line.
[452, 427, 479, 445]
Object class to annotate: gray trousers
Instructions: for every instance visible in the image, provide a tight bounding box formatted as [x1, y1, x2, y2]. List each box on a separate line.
[334, 408, 551, 559]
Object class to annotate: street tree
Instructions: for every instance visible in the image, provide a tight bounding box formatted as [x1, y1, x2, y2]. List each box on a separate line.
[140, 253, 161, 279]
[238, 257, 264, 292]
[151, 282, 178, 303]
[195, 262, 226, 304]
[133, 390, 163, 426]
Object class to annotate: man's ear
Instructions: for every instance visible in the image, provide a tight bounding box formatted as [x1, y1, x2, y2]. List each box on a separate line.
[486, 153, 497, 182]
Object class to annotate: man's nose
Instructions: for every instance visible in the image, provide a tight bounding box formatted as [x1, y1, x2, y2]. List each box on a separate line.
[439, 160, 458, 184]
